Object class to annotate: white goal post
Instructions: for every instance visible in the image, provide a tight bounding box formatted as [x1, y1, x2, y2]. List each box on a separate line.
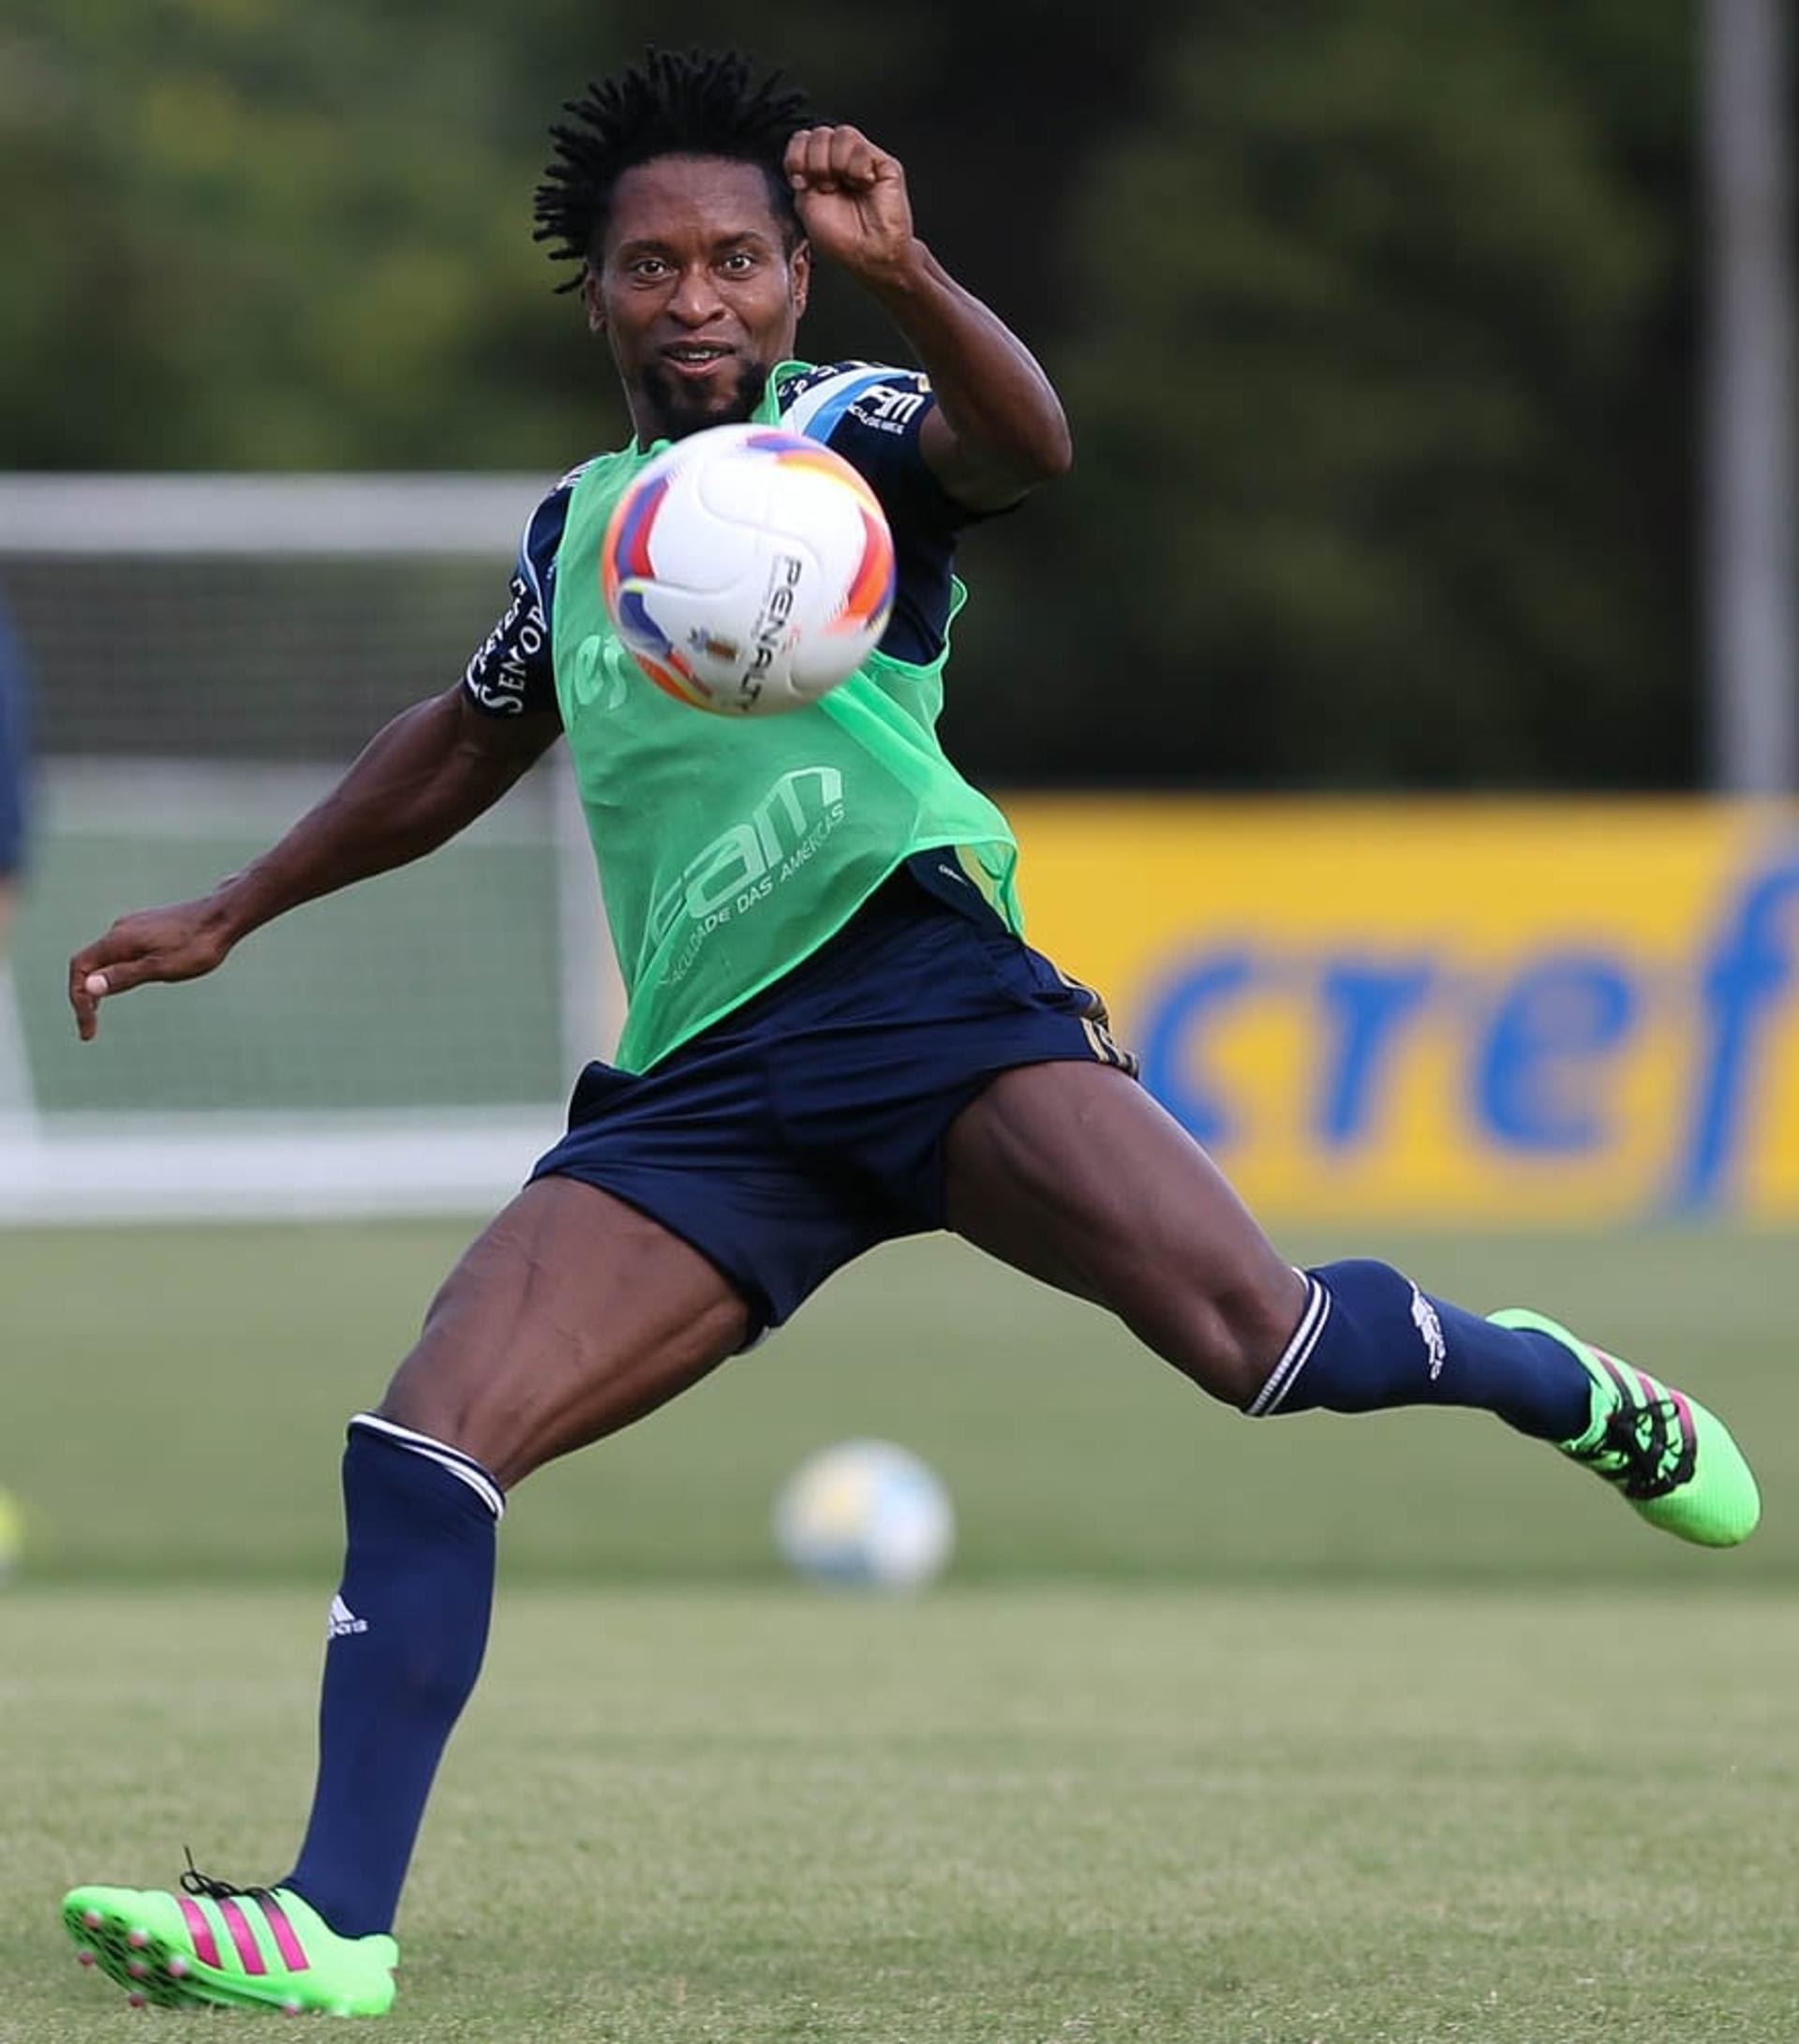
[0, 475, 621, 1225]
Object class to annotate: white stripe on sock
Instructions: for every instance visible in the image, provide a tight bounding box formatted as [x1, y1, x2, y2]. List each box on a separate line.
[349, 1413, 506, 1521]
[1247, 1275, 1332, 1417]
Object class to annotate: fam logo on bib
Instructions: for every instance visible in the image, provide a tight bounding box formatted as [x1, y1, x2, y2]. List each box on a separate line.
[653, 767, 849, 984]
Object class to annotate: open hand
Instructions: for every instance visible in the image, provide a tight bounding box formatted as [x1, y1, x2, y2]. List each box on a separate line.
[68, 896, 237, 1041]
[783, 125, 917, 283]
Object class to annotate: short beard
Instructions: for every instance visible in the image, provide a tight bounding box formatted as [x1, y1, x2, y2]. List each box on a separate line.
[638, 357, 771, 444]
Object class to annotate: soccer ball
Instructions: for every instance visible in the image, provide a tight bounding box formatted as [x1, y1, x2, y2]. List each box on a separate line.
[601, 423, 897, 716]
[773, 1440, 955, 1592]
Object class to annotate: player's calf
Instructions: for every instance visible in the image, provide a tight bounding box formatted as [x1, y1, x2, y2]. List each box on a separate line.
[280, 1416, 502, 1940]
[1247, 1258, 1592, 1439]
[1243, 1259, 1759, 1547]
[1140, 1253, 1588, 1432]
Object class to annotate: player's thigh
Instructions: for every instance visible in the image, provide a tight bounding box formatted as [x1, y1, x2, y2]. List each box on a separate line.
[378, 1175, 751, 1489]
[942, 1060, 1303, 1404]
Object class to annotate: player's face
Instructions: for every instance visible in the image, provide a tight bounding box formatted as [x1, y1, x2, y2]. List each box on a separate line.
[587, 155, 811, 445]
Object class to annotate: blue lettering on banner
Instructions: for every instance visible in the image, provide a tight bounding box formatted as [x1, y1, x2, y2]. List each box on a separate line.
[1137, 953, 1255, 1146]
[1136, 845, 1799, 1216]
[1675, 853, 1799, 1212]
[1315, 960, 1436, 1147]
[1475, 955, 1639, 1153]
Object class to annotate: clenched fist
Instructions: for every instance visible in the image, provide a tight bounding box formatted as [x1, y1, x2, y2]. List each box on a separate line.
[783, 125, 920, 285]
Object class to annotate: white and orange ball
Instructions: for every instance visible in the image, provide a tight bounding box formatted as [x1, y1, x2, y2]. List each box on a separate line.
[601, 422, 897, 716]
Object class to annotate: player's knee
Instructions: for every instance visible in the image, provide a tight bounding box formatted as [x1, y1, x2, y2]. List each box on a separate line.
[374, 1309, 516, 1478]
[369, 1378, 490, 1477]
[373, 1247, 551, 1478]
[1155, 1276, 1300, 1410]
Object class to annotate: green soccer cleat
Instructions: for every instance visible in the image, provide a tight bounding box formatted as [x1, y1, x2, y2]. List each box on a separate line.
[1490, 1307, 1761, 1548]
[62, 1861, 397, 2016]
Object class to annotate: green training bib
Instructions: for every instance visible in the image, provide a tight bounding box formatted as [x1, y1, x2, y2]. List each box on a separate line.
[550, 361, 1022, 1072]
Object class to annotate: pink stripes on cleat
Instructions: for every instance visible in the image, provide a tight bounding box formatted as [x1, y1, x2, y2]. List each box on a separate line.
[257, 1892, 310, 1973]
[216, 1897, 267, 1975]
[171, 1886, 308, 1982]
[178, 1895, 222, 1969]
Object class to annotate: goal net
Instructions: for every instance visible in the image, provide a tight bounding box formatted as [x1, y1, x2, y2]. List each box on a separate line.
[0, 475, 617, 1224]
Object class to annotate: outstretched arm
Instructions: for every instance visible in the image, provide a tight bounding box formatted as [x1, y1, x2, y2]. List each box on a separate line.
[785, 125, 1072, 512]
[68, 686, 560, 1039]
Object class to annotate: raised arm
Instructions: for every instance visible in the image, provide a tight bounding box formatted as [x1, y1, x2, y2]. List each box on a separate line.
[784, 124, 1073, 512]
[68, 686, 560, 1040]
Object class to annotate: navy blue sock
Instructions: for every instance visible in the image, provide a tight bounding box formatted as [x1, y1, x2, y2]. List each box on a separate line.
[1249, 1258, 1594, 1441]
[283, 1417, 501, 1938]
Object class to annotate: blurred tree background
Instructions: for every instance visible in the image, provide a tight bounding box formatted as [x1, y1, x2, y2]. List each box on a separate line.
[0, 0, 1712, 786]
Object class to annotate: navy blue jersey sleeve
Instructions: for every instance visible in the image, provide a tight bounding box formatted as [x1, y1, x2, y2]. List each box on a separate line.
[462, 470, 584, 721]
[776, 364, 973, 666]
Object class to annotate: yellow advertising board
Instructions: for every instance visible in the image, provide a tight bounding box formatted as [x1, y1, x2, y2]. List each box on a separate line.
[1004, 799, 1799, 1225]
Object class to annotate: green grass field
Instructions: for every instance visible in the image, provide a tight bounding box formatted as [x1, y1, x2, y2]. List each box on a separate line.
[7, 1589, 1797, 2042]
[2, 1223, 1794, 2038]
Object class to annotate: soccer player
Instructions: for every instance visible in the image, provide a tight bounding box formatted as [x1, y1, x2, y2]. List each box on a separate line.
[60, 48, 1759, 2019]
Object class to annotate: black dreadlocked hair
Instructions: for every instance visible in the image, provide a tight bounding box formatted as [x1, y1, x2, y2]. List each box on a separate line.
[534, 48, 813, 293]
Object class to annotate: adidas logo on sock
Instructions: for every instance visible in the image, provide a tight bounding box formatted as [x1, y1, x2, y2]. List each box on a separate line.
[327, 1594, 369, 1639]
[1409, 1285, 1448, 1381]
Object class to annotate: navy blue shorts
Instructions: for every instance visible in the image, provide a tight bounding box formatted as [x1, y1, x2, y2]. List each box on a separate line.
[530, 866, 1137, 1338]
